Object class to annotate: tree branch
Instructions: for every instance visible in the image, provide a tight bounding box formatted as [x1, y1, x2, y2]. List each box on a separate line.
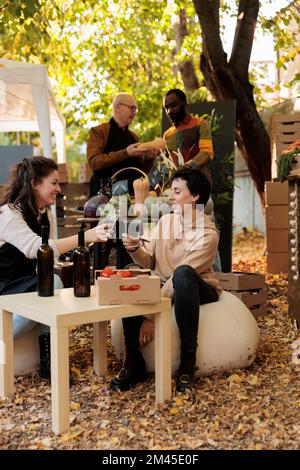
[192, 0, 227, 66]
[229, 0, 259, 84]
[0, 3, 10, 12]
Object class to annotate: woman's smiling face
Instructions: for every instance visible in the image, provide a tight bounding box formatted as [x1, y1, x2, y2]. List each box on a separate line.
[33, 170, 61, 209]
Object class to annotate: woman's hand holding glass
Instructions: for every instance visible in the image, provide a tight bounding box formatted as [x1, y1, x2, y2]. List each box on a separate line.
[95, 223, 114, 242]
[122, 233, 140, 252]
[84, 223, 113, 244]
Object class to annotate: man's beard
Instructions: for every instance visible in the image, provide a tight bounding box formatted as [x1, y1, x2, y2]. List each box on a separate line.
[169, 106, 186, 125]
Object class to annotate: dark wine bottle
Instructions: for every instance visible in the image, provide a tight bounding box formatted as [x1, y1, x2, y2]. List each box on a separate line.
[73, 230, 90, 297]
[37, 225, 54, 297]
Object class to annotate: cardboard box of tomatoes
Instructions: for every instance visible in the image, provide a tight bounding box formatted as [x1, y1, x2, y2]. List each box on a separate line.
[94, 266, 161, 304]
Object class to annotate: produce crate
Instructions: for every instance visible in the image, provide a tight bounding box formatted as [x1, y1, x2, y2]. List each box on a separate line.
[265, 181, 288, 206]
[215, 272, 265, 291]
[264, 181, 288, 273]
[266, 252, 288, 274]
[266, 229, 288, 253]
[95, 268, 160, 305]
[286, 154, 300, 178]
[270, 113, 300, 180]
[215, 272, 266, 318]
[231, 290, 267, 308]
[265, 205, 289, 230]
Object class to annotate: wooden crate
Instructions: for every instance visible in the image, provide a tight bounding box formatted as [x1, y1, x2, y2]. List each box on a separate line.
[266, 229, 288, 253]
[78, 162, 93, 183]
[270, 113, 300, 180]
[265, 205, 289, 230]
[215, 272, 265, 291]
[266, 252, 288, 274]
[265, 181, 288, 206]
[56, 182, 89, 238]
[215, 272, 267, 318]
[57, 163, 71, 183]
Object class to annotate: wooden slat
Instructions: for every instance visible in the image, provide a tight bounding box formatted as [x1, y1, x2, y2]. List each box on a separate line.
[56, 183, 90, 237]
[59, 183, 89, 196]
[272, 122, 300, 133]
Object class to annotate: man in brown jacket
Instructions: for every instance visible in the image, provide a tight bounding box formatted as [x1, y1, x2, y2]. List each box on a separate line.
[87, 92, 155, 197]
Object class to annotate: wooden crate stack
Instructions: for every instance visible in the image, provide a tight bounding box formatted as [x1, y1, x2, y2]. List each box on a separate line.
[56, 182, 89, 238]
[215, 272, 266, 318]
[57, 163, 71, 183]
[78, 162, 92, 183]
[265, 180, 288, 273]
[270, 113, 300, 180]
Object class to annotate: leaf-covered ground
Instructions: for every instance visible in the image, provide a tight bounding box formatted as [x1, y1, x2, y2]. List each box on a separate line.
[1, 231, 299, 450]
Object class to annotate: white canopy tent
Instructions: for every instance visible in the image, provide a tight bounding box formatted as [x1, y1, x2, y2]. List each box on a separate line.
[0, 59, 66, 162]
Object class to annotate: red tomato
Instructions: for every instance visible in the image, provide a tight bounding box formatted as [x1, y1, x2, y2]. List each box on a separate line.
[116, 270, 132, 278]
[119, 284, 140, 291]
[100, 266, 115, 277]
[100, 271, 110, 277]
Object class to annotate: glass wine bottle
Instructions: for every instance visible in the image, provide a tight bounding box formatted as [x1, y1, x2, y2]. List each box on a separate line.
[73, 230, 90, 297]
[37, 225, 54, 297]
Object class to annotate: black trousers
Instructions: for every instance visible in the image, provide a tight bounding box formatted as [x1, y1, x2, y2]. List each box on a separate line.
[122, 265, 218, 355]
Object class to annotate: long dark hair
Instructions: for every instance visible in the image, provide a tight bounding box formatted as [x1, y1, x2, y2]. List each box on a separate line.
[0, 156, 58, 224]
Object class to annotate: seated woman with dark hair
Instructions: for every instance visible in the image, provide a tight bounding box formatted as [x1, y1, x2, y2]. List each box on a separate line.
[110, 167, 222, 393]
[0, 156, 110, 378]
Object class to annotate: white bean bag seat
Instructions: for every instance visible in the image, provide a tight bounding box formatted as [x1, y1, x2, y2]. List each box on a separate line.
[111, 291, 260, 377]
[14, 326, 39, 376]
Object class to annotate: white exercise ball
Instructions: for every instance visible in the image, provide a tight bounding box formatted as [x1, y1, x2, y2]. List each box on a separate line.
[14, 326, 39, 376]
[111, 291, 260, 377]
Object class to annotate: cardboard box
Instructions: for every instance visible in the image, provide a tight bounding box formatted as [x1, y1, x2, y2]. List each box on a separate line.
[250, 305, 268, 319]
[266, 229, 288, 253]
[215, 272, 265, 291]
[265, 205, 289, 230]
[231, 290, 267, 308]
[266, 252, 288, 273]
[95, 268, 161, 304]
[265, 181, 288, 206]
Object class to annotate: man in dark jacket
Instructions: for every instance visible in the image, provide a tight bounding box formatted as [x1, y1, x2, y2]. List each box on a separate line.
[87, 92, 155, 197]
[86, 93, 155, 268]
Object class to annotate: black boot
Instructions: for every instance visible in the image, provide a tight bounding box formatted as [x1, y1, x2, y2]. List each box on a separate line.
[110, 349, 148, 391]
[38, 333, 51, 381]
[176, 352, 196, 392]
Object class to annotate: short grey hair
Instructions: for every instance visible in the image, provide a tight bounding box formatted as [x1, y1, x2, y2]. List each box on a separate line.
[113, 92, 135, 108]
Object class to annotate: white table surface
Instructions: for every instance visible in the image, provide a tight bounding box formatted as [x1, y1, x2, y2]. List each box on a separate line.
[0, 287, 171, 434]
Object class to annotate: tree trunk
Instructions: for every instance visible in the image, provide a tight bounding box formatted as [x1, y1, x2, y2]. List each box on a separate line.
[192, 0, 271, 201]
[172, 8, 199, 91]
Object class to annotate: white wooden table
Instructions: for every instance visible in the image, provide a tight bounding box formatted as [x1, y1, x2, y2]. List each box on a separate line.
[0, 287, 171, 434]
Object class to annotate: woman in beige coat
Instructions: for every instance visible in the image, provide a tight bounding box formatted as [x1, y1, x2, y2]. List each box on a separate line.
[110, 167, 221, 393]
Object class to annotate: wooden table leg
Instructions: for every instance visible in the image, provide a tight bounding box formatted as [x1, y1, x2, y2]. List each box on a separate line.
[93, 321, 107, 375]
[154, 307, 171, 403]
[51, 326, 69, 434]
[0, 310, 14, 397]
